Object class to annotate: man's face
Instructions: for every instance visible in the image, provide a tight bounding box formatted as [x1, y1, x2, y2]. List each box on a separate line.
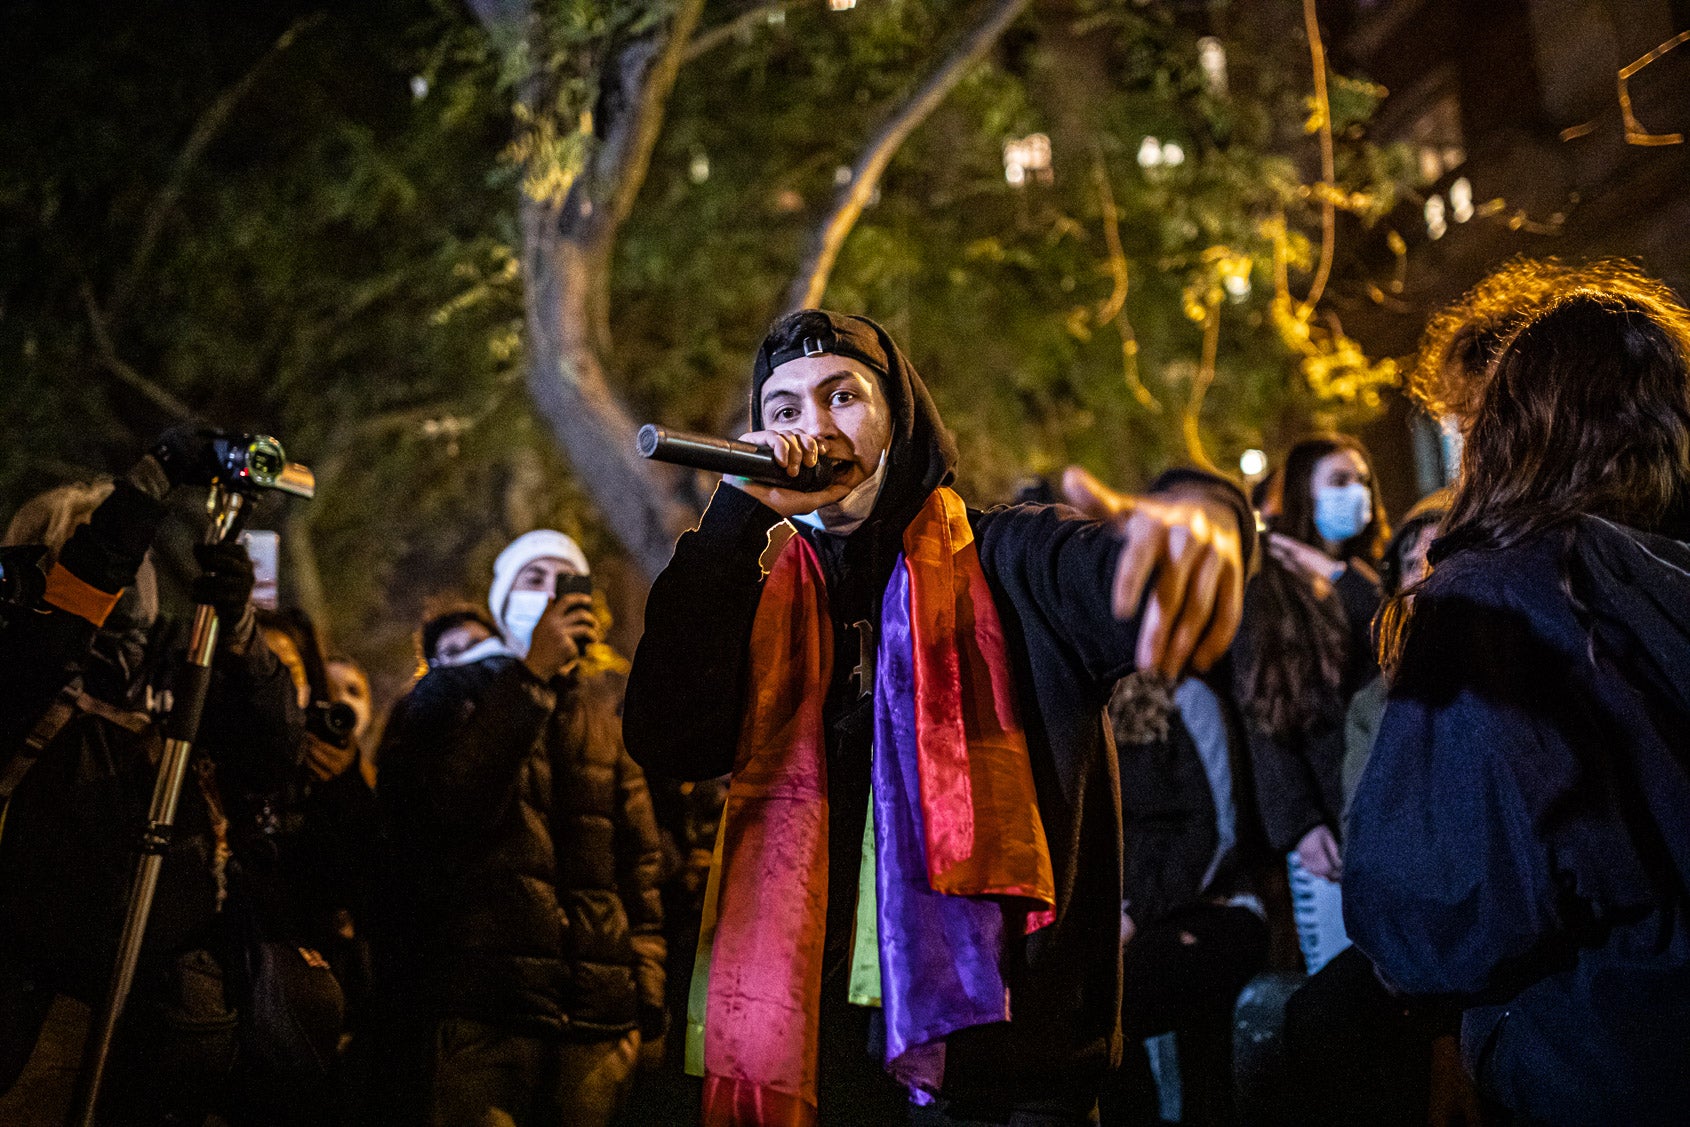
[760, 355, 893, 492]
[432, 621, 492, 665]
[507, 555, 581, 611]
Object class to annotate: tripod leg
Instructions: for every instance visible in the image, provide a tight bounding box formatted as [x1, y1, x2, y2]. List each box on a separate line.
[68, 490, 241, 1127]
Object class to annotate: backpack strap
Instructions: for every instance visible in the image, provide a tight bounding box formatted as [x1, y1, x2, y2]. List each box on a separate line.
[0, 677, 86, 803]
[0, 679, 157, 848]
[72, 692, 152, 735]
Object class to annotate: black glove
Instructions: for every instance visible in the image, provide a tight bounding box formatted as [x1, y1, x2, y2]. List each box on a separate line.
[191, 541, 255, 622]
[150, 427, 229, 488]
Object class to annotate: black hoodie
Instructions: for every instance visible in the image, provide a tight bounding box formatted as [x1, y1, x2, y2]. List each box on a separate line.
[624, 310, 1254, 1107]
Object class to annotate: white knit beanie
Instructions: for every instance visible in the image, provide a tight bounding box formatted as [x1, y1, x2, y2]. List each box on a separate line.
[487, 529, 590, 641]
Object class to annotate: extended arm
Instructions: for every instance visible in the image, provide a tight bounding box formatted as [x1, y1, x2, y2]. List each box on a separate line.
[1061, 467, 1253, 679]
[981, 468, 1254, 690]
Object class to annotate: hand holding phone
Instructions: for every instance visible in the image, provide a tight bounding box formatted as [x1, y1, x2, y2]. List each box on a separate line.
[554, 573, 598, 649]
[555, 573, 594, 600]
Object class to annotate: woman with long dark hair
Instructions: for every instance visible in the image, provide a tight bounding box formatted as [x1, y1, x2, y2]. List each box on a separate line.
[1232, 435, 1387, 973]
[1345, 266, 1690, 1125]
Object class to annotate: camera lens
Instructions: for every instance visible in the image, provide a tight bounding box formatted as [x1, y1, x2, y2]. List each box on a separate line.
[246, 441, 283, 483]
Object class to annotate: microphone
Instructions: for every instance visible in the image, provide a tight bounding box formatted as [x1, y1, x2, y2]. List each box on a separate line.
[637, 425, 849, 493]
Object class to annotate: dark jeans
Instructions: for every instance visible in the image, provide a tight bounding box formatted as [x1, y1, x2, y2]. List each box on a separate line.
[1280, 945, 1439, 1127]
[817, 993, 1098, 1126]
[1101, 903, 1270, 1127]
[428, 1019, 638, 1127]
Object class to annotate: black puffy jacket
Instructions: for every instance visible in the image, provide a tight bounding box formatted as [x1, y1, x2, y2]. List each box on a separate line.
[378, 655, 665, 1040]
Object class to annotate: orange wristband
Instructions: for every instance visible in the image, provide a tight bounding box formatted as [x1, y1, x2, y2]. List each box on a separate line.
[43, 564, 124, 627]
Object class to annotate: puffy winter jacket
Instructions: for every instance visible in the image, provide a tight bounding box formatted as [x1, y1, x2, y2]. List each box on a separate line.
[378, 656, 665, 1040]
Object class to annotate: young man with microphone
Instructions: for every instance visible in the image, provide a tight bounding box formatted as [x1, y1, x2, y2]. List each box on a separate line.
[624, 310, 1253, 1126]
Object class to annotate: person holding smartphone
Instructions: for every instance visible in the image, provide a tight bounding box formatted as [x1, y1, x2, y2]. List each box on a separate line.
[375, 530, 666, 1127]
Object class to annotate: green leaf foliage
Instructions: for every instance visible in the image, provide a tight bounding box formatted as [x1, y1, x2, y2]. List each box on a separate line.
[2, 0, 1414, 703]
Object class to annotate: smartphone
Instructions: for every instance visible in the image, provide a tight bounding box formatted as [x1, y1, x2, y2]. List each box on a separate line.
[555, 573, 593, 600]
[240, 530, 280, 610]
[555, 572, 596, 650]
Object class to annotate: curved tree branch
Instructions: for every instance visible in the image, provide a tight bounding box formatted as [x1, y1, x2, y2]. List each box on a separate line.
[521, 200, 697, 578]
[1091, 151, 1161, 415]
[597, 0, 710, 239]
[1297, 0, 1336, 316]
[784, 0, 1031, 312]
[81, 283, 199, 423]
[466, 0, 711, 577]
[684, 1, 784, 63]
[1182, 299, 1223, 476]
[110, 13, 325, 321]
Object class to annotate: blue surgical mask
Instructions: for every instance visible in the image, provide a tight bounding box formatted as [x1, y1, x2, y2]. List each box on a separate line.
[501, 590, 551, 658]
[1313, 483, 1372, 546]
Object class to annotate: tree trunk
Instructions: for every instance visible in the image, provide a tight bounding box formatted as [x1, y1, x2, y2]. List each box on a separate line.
[520, 195, 696, 578]
[473, 0, 707, 580]
[283, 507, 331, 629]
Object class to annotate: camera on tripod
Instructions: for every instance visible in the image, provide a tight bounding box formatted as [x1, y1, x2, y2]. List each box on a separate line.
[211, 434, 315, 499]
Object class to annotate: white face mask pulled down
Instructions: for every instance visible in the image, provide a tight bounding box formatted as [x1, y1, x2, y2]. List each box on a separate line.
[794, 451, 887, 536]
[501, 589, 551, 658]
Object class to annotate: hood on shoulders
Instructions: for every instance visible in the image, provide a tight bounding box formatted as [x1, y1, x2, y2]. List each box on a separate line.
[1570, 516, 1690, 718]
[1422, 517, 1690, 717]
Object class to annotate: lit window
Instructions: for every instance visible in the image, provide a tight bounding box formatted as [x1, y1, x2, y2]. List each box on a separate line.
[1410, 92, 1466, 184]
[1424, 195, 1447, 240]
[1449, 176, 1474, 223]
[1004, 134, 1053, 186]
[1198, 37, 1228, 96]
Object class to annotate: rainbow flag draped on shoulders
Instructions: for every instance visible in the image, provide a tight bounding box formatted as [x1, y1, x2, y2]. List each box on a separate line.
[687, 487, 1056, 1127]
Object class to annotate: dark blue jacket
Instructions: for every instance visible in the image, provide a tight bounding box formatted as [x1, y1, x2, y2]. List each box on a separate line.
[1344, 518, 1690, 1125]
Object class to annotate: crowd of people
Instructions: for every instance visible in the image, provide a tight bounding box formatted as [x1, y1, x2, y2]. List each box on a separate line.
[0, 256, 1686, 1126]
